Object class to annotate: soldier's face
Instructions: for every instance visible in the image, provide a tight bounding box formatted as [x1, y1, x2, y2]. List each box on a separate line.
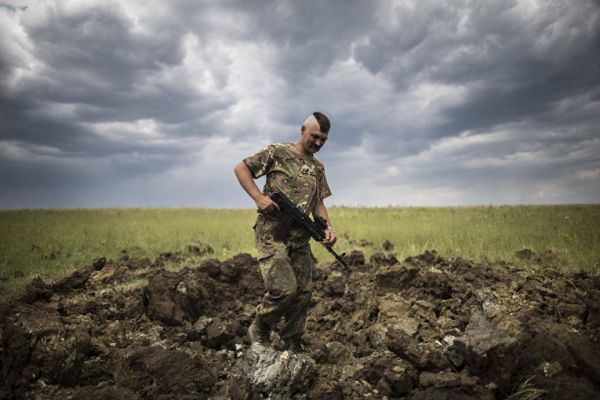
[301, 125, 328, 154]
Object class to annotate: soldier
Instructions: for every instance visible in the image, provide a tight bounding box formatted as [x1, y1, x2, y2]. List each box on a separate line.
[234, 112, 337, 352]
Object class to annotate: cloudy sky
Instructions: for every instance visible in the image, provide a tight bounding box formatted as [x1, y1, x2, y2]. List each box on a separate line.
[1, 0, 599, 208]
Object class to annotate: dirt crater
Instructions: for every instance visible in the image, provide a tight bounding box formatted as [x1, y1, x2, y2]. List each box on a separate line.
[1, 249, 599, 399]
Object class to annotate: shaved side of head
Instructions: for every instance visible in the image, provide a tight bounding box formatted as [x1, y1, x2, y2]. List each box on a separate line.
[303, 111, 330, 133]
[303, 114, 320, 131]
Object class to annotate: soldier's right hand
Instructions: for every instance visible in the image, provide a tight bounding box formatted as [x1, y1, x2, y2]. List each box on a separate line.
[255, 193, 281, 214]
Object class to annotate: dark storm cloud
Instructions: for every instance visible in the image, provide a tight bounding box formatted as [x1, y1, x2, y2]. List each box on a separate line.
[0, 0, 238, 203]
[247, 0, 378, 83]
[344, 0, 600, 179]
[1, 0, 599, 207]
[7, 3, 231, 128]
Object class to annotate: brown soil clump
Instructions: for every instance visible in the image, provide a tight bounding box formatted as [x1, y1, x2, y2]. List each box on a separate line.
[1, 250, 599, 399]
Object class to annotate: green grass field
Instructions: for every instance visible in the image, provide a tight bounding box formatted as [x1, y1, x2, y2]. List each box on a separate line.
[1, 205, 599, 301]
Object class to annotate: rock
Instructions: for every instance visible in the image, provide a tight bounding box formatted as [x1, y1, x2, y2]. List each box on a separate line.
[144, 268, 220, 326]
[19, 277, 53, 303]
[375, 263, 419, 290]
[92, 257, 107, 270]
[198, 258, 222, 278]
[193, 315, 213, 334]
[386, 328, 450, 371]
[342, 250, 365, 267]
[417, 344, 452, 372]
[370, 252, 398, 267]
[219, 253, 259, 284]
[0, 302, 91, 396]
[358, 239, 372, 246]
[324, 271, 346, 297]
[515, 248, 535, 260]
[224, 373, 254, 400]
[381, 358, 416, 396]
[325, 341, 352, 364]
[536, 361, 563, 378]
[382, 240, 394, 251]
[52, 266, 93, 293]
[353, 351, 417, 397]
[452, 308, 523, 395]
[411, 300, 437, 324]
[412, 271, 454, 300]
[90, 264, 130, 285]
[377, 293, 420, 336]
[454, 309, 523, 367]
[204, 318, 236, 349]
[405, 250, 445, 266]
[502, 321, 600, 398]
[368, 323, 389, 348]
[155, 251, 185, 265]
[418, 371, 479, 388]
[187, 241, 214, 256]
[346, 308, 368, 331]
[114, 345, 216, 397]
[237, 343, 316, 395]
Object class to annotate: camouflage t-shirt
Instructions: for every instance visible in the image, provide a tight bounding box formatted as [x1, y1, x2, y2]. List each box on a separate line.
[244, 142, 332, 215]
[244, 143, 332, 257]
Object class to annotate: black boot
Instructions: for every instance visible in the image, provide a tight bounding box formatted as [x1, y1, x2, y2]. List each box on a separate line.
[285, 335, 305, 353]
[248, 319, 270, 344]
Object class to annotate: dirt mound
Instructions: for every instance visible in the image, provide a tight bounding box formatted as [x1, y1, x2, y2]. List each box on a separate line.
[1, 250, 599, 399]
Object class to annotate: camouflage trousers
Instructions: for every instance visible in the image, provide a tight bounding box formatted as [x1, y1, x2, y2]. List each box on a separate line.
[253, 214, 314, 340]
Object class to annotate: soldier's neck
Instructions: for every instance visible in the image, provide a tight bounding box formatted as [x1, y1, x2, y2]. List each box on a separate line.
[292, 142, 313, 158]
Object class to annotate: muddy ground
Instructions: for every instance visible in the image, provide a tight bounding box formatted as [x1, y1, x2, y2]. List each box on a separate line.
[1, 247, 599, 399]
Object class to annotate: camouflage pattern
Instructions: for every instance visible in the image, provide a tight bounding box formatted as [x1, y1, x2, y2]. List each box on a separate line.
[244, 142, 331, 216]
[244, 142, 332, 340]
[252, 236, 313, 340]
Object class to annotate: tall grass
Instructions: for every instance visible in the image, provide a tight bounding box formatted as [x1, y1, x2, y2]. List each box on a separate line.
[324, 205, 600, 270]
[1, 205, 599, 300]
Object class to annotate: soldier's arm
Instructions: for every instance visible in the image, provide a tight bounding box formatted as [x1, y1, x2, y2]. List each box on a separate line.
[313, 199, 336, 246]
[234, 161, 280, 213]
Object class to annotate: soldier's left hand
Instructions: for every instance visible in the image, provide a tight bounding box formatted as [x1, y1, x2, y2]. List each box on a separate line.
[324, 228, 336, 247]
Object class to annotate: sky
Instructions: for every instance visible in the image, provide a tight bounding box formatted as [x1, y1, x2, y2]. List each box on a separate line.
[1, 0, 599, 208]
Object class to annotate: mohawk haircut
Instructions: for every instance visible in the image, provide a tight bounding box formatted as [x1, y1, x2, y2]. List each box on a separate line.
[312, 111, 330, 133]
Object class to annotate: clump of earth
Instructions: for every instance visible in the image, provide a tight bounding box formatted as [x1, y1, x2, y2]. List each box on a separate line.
[1, 247, 599, 399]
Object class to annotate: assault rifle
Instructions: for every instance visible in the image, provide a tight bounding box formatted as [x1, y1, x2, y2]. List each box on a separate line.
[271, 191, 347, 267]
